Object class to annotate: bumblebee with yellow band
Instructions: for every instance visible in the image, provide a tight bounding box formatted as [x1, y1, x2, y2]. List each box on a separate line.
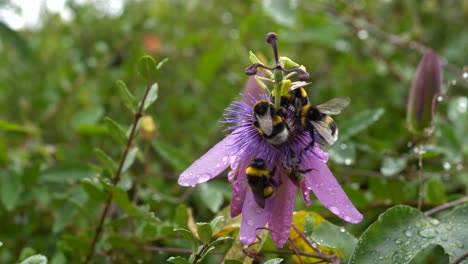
[246, 158, 277, 208]
[253, 100, 290, 145]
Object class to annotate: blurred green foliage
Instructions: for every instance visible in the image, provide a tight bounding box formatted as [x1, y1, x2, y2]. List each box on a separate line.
[0, 0, 467, 263]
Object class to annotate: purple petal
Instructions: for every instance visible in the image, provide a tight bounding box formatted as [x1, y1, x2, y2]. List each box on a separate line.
[178, 134, 234, 186]
[230, 158, 250, 217]
[269, 173, 296, 248]
[303, 156, 363, 224]
[239, 191, 272, 245]
[241, 75, 267, 106]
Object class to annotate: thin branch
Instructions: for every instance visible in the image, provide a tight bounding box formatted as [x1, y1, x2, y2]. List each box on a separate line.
[451, 252, 468, 264]
[424, 196, 468, 217]
[83, 80, 156, 264]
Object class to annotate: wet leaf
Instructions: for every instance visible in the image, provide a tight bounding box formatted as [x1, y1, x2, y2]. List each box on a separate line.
[380, 155, 407, 176]
[196, 222, 213, 244]
[142, 83, 158, 111]
[20, 255, 47, 264]
[167, 256, 189, 264]
[103, 117, 127, 145]
[116, 80, 138, 113]
[262, 0, 295, 27]
[349, 204, 468, 263]
[94, 148, 117, 176]
[339, 108, 385, 140]
[137, 55, 158, 83]
[122, 147, 138, 173]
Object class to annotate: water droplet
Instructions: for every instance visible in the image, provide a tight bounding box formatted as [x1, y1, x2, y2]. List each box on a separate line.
[340, 227, 346, 233]
[255, 208, 262, 214]
[456, 97, 468, 113]
[343, 216, 352, 222]
[392, 253, 405, 262]
[437, 96, 444, 102]
[429, 219, 440, 226]
[419, 228, 438, 238]
[454, 240, 464, 248]
[191, 185, 196, 187]
[247, 219, 254, 226]
[340, 143, 348, 150]
[451, 79, 457, 86]
[443, 162, 451, 171]
[440, 235, 448, 241]
[329, 206, 341, 215]
[378, 256, 383, 260]
[463, 72, 468, 79]
[344, 158, 352, 165]
[407, 141, 413, 148]
[357, 29, 369, 40]
[405, 230, 413, 237]
[394, 239, 402, 244]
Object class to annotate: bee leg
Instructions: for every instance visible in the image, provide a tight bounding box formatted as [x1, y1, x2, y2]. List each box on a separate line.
[304, 127, 315, 153]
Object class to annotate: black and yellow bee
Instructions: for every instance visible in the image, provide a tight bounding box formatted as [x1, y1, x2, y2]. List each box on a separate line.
[246, 158, 277, 208]
[300, 97, 350, 148]
[253, 100, 290, 145]
[270, 85, 310, 116]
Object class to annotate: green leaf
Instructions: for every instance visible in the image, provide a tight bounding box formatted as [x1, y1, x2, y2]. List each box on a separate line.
[40, 164, 94, 183]
[0, 171, 21, 211]
[52, 201, 77, 233]
[262, 0, 295, 27]
[424, 179, 446, 205]
[167, 256, 189, 264]
[349, 204, 468, 264]
[175, 204, 189, 228]
[329, 141, 356, 165]
[116, 80, 138, 113]
[380, 155, 407, 176]
[103, 117, 127, 145]
[105, 184, 159, 223]
[80, 178, 107, 202]
[339, 108, 385, 140]
[142, 83, 158, 111]
[0, 241, 3, 247]
[94, 148, 117, 176]
[122, 147, 138, 173]
[174, 228, 198, 251]
[310, 221, 358, 261]
[0, 22, 31, 57]
[0, 119, 34, 133]
[69, 107, 104, 130]
[137, 55, 158, 83]
[20, 255, 47, 264]
[224, 260, 244, 264]
[198, 183, 224, 213]
[197, 222, 213, 245]
[263, 259, 284, 264]
[152, 141, 191, 172]
[210, 216, 224, 231]
[157, 57, 169, 70]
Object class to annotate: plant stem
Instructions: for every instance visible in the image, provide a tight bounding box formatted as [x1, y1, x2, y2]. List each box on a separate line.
[417, 147, 424, 210]
[425, 196, 468, 217]
[292, 224, 339, 264]
[83, 80, 156, 264]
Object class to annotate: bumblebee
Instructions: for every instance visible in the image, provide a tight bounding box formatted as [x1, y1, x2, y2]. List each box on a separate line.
[270, 85, 310, 116]
[246, 158, 277, 208]
[300, 97, 350, 148]
[253, 100, 290, 145]
[283, 149, 314, 187]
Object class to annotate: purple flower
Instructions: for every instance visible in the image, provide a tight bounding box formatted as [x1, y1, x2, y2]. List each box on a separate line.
[178, 92, 363, 248]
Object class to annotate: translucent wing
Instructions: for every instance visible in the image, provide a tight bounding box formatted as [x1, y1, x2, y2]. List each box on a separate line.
[311, 120, 338, 145]
[255, 107, 274, 135]
[316, 97, 350, 115]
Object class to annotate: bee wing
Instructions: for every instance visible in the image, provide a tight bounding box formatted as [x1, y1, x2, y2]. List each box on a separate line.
[316, 97, 350, 115]
[311, 120, 338, 145]
[290, 81, 311, 91]
[256, 112, 274, 136]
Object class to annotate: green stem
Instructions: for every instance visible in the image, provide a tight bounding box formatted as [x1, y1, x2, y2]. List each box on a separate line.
[273, 69, 283, 108]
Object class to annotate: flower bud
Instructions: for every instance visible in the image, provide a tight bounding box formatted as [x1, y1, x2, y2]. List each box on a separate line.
[406, 49, 443, 136]
[140, 115, 157, 141]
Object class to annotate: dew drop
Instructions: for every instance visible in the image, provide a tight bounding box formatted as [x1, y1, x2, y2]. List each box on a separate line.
[418, 228, 438, 238]
[440, 235, 448, 241]
[329, 206, 340, 216]
[391, 253, 405, 262]
[443, 162, 451, 171]
[451, 79, 457, 86]
[429, 219, 440, 226]
[340, 143, 348, 150]
[405, 230, 413, 237]
[343, 216, 352, 222]
[454, 240, 464, 248]
[344, 158, 352, 165]
[357, 29, 369, 40]
[394, 239, 402, 245]
[191, 185, 196, 187]
[247, 219, 254, 226]
[463, 72, 468, 79]
[437, 96, 444, 102]
[340, 227, 346, 233]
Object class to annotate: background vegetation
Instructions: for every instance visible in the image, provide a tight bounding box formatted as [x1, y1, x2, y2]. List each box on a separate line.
[0, 0, 466, 263]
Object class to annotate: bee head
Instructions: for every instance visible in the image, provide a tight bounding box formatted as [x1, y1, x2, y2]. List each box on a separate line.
[253, 100, 274, 117]
[250, 158, 267, 170]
